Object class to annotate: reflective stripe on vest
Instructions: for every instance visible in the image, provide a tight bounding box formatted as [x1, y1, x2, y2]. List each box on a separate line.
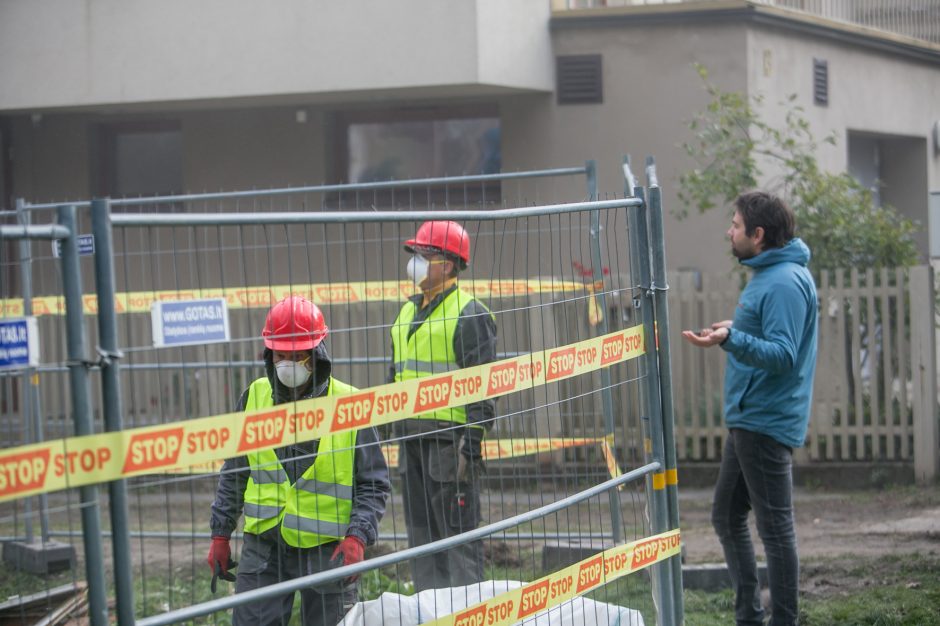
[241, 376, 357, 548]
[244, 502, 284, 520]
[281, 515, 350, 539]
[295, 476, 354, 501]
[250, 466, 289, 485]
[392, 359, 461, 375]
[390, 289, 492, 424]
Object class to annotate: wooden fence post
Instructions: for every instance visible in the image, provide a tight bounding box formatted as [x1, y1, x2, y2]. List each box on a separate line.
[910, 265, 938, 483]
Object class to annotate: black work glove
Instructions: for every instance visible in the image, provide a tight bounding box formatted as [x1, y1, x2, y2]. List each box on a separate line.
[460, 427, 484, 462]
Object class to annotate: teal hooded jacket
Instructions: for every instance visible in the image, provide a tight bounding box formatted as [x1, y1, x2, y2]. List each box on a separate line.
[720, 237, 818, 448]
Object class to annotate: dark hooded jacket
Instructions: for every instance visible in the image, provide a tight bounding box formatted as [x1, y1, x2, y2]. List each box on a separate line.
[209, 342, 390, 545]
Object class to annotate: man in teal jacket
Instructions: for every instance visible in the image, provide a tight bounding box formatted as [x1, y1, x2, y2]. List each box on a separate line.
[683, 191, 817, 626]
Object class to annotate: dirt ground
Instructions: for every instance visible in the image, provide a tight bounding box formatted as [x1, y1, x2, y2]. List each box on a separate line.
[676, 483, 940, 593]
[10, 481, 938, 602]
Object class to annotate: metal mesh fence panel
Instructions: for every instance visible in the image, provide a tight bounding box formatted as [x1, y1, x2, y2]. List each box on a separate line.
[1, 168, 679, 626]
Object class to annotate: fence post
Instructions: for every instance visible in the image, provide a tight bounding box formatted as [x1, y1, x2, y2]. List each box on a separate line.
[585, 160, 624, 545]
[911, 265, 938, 483]
[15, 199, 50, 544]
[58, 204, 109, 626]
[625, 157, 675, 626]
[645, 158, 684, 624]
[91, 198, 136, 625]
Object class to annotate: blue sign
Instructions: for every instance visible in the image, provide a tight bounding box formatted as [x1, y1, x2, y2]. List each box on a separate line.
[0, 317, 39, 370]
[52, 234, 95, 258]
[152, 298, 230, 347]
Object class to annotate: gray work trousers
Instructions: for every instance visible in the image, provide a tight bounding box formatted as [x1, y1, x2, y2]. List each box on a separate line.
[400, 435, 484, 592]
[232, 534, 357, 626]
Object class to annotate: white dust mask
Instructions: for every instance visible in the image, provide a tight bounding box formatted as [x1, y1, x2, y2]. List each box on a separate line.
[275, 359, 312, 388]
[406, 255, 429, 285]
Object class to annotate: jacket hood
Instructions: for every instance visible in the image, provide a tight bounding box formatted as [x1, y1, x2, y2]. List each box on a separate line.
[741, 237, 811, 270]
[263, 341, 332, 403]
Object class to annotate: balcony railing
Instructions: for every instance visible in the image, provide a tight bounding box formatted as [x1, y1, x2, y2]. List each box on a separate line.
[553, 0, 940, 47]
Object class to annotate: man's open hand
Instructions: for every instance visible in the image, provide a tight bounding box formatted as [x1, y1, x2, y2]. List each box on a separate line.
[682, 321, 731, 348]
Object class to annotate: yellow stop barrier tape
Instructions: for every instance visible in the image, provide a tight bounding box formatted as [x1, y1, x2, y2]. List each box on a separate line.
[425, 529, 681, 626]
[171, 436, 622, 477]
[0, 279, 590, 317]
[0, 324, 643, 503]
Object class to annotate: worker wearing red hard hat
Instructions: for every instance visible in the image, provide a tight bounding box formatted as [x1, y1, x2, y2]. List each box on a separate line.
[208, 295, 390, 625]
[391, 220, 497, 591]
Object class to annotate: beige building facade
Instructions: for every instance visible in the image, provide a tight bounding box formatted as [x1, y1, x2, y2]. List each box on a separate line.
[2, 0, 939, 273]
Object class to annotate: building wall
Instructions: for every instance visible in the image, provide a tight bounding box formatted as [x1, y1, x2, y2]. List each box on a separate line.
[7, 106, 334, 204]
[0, 0, 552, 112]
[183, 108, 330, 192]
[5, 7, 939, 274]
[502, 19, 750, 274]
[10, 115, 91, 203]
[748, 23, 940, 253]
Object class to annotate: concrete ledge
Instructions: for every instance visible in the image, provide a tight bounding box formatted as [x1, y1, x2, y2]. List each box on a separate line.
[682, 562, 767, 592]
[2, 540, 75, 575]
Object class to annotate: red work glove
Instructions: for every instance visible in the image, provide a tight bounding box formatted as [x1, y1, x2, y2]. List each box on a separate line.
[330, 535, 366, 583]
[207, 536, 237, 593]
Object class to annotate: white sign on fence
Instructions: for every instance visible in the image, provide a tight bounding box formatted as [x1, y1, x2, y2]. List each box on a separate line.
[0, 317, 40, 370]
[52, 234, 95, 258]
[151, 298, 230, 348]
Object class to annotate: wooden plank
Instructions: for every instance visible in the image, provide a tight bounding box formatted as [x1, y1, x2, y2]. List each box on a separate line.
[897, 268, 911, 458]
[878, 268, 894, 459]
[834, 269, 850, 460]
[865, 268, 881, 458]
[910, 266, 938, 482]
[850, 268, 864, 459]
[813, 271, 833, 461]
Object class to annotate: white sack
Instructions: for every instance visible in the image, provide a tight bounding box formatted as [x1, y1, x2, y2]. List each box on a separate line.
[339, 580, 645, 625]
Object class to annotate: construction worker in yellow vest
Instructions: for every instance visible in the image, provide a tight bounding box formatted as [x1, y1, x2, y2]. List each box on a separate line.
[208, 296, 390, 625]
[390, 220, 497, 591]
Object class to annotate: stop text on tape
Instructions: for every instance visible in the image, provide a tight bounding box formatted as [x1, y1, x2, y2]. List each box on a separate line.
[425, 529, 682, 626]
[0, 324, 644, 503]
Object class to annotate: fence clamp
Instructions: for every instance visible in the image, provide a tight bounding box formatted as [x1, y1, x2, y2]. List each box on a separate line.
[96, 346, 124, 368]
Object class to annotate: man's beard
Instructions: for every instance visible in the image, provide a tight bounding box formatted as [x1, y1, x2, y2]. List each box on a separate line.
[731, 243, 755, 260]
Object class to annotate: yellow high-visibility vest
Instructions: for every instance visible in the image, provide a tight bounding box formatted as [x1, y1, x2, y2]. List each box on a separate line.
[242, 376, 356, 548]
[390, 288, 492, 427]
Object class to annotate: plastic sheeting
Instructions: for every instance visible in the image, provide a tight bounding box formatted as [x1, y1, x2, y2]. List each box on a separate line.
[340, 580, 645, 625]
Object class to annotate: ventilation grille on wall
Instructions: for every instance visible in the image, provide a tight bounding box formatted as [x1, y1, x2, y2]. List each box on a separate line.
[813, 58, 828, 106]
[556, 54, 603, 105]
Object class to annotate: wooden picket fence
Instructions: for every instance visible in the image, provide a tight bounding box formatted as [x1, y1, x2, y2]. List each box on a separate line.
[668, 265, 938, 480]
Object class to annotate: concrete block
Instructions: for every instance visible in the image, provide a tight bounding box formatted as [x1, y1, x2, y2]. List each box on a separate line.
[682, 562, 768, 592]
[2, 540, 75, 575]
[541, 539, 612, 572]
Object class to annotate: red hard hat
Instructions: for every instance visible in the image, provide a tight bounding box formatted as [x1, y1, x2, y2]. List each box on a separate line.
[404, 221, 470, 269]
[262, 296, 328, 351]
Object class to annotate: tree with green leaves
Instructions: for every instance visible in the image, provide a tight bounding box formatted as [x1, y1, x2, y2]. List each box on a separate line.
[678, 64, 919, 273]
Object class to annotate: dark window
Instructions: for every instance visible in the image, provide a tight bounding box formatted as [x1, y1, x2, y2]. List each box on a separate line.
[94, 120, 183, 210]
[557, 54, 603, 105]
[332, 106, 501, 207]
[813, 58, 829, 107]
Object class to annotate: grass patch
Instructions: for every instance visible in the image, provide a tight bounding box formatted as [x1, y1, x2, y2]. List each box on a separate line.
[799, 553, 940, 626]
[0, 568, 77, 601]
[682, 553, 940, 626]
[4, 548, 938, 624]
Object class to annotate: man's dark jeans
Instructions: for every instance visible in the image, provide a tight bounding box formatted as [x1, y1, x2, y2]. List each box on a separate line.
[712, 428, 799, 626]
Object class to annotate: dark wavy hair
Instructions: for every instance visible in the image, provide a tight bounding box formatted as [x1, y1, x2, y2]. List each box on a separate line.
[734, 191, 795, 250]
